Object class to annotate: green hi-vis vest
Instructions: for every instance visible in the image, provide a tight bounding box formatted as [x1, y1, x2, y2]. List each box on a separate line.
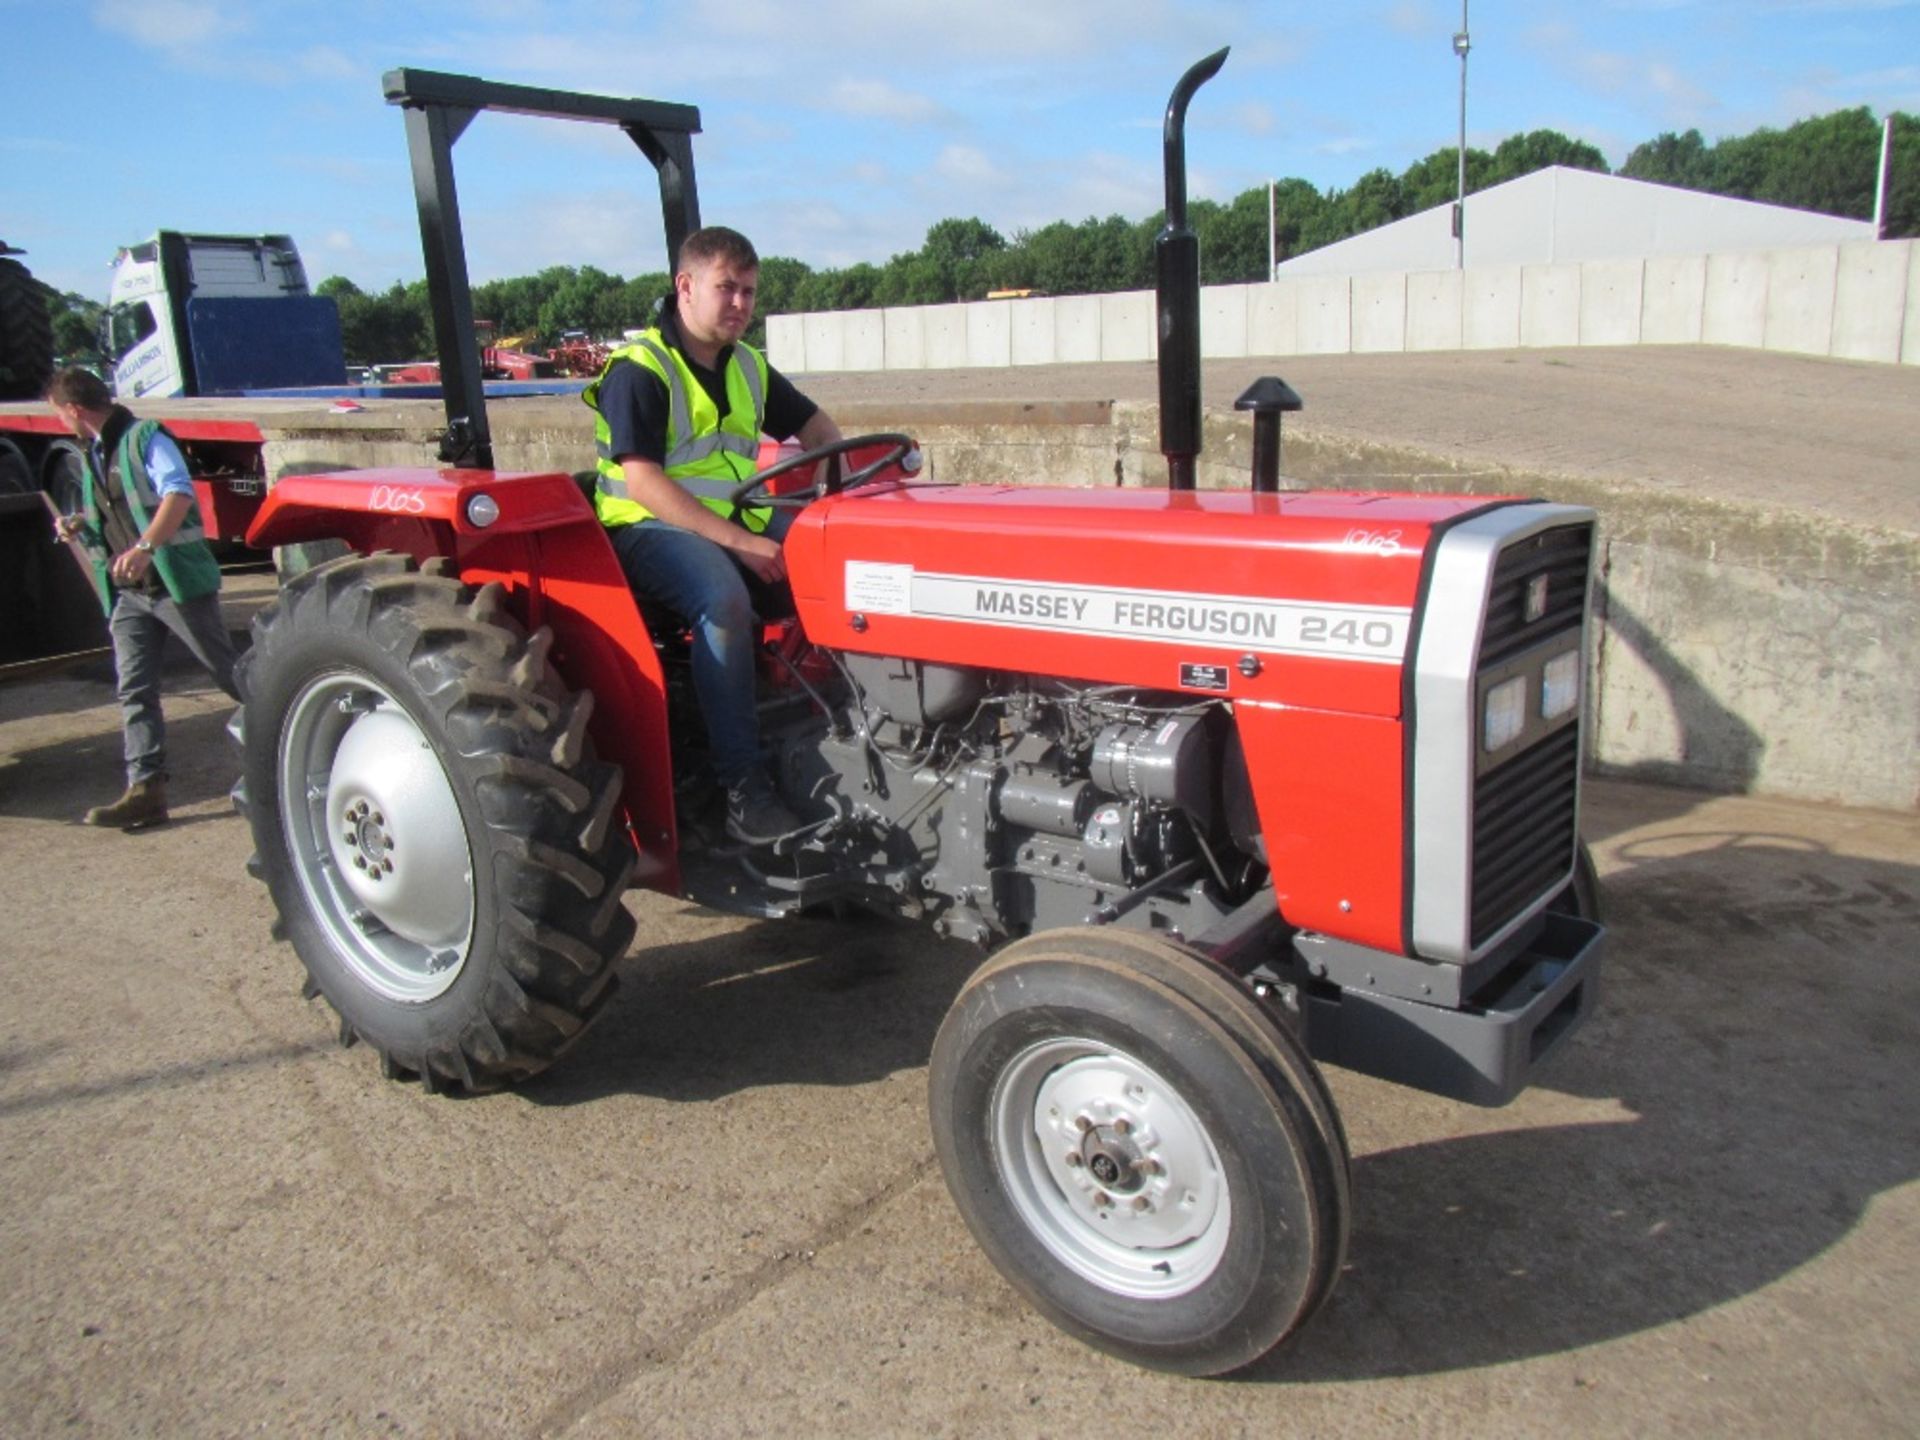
[80, 417, 221, 615]
[581, 329, 773, 533]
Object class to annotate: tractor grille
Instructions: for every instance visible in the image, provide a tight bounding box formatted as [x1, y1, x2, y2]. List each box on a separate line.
[1480, 523, 1593, 667]
[1472, 725, 1581, 946]
[1469, 521, 1592, 947]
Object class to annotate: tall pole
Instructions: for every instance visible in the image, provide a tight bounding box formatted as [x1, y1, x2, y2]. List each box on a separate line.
[1269, 178, 1278, 280]
[1453, 1, 1470, 269]
[1874, 114, 1895, 240]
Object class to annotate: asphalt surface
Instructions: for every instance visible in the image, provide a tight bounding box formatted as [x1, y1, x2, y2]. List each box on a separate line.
[1, 638, 1916, 1436]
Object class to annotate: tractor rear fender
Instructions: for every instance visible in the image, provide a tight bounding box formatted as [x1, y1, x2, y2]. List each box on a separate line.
[247, 464, 680, 892]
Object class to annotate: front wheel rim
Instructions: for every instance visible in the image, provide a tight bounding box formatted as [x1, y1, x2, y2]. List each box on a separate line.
[278, 670, 476, 1003]
[990, 1037, 1232, 1299]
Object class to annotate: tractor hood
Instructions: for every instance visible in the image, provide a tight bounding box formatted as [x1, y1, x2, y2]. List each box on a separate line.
[785, 483, 1524, 718]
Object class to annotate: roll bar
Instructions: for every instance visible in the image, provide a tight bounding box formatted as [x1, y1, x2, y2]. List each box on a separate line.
[382, 69, 705, 470]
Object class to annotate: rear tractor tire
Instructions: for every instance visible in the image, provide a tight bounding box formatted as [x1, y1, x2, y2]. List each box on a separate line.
[928, 928, 1351, 1376]
[233, 552, 638, 1092]
[0, 256, 54, 403]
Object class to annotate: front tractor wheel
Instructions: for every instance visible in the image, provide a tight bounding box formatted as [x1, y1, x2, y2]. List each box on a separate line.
[928, 930, 1351, 1376]
[234, 553, 637, 1092]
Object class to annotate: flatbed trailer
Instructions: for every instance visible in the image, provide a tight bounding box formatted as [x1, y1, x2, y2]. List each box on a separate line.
[0, 401, 286, 671]
[0, 375, 589, 534]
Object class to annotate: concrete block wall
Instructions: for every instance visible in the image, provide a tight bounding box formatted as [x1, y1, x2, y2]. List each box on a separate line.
[768, 238, 1920, 373]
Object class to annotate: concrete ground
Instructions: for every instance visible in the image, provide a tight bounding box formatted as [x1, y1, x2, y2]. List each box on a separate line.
[804, 346, 1920, 533]
[1, 639, 1916, 1436]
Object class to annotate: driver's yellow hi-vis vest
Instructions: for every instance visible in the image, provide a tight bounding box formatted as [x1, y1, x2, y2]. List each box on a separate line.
[582, 328, 771, 531]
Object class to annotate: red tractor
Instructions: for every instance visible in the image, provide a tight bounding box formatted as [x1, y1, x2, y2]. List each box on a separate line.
[233, 56, 1603, 1376]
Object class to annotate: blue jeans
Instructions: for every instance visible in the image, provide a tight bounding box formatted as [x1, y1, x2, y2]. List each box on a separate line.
[109, 587, 241, 785]
[610, 509, 793, 788]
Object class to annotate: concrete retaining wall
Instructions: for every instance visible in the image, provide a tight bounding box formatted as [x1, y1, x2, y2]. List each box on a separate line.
[241, 394, 1918, 814]
[769, 239, 1920, 373]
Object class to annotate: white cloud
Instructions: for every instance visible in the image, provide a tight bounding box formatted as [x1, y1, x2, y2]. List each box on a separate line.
[1229, 101, 1278, 136]
[90, 0, 247, 64]
[1530, 24, 1725, 126]
[1387, 1, 1438, 36]
[300, 46, 359, 81]
[92, 0, 228, 47]
[934, 144, 1007, 187]
[823, 79, 945, 124]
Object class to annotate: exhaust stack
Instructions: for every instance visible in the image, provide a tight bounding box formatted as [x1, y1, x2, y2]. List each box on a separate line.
[1156, 47, 1229, 491]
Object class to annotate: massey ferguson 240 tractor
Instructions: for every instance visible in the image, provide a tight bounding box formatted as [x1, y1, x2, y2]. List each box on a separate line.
[232, 54, 1604, 1376]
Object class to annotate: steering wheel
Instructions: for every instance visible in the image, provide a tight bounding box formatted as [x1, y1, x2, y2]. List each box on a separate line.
[726, 433, 918, 510]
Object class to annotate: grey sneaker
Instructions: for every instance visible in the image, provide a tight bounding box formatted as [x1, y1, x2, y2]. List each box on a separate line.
[725, 771, 804, 846]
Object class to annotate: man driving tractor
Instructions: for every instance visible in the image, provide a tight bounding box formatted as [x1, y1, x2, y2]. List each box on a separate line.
[582, 225, 844, 846]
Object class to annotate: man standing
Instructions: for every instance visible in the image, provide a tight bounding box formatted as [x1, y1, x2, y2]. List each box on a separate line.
[47, 367, 239, 830]
[583, 226, 842, 846]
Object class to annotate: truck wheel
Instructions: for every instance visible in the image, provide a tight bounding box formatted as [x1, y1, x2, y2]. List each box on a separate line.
[40, 440, 86, 515]
[928, 929, 1350, 1376]
[0, 436, 32, 495]
[0, 257, 54, 402]
[234, 552, 637, 1092]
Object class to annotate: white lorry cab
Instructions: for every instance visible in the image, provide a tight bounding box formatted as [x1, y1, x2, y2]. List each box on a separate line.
[104, 232, 346, 398]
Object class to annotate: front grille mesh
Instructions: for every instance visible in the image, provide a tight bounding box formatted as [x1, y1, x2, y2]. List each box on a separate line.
[1472, 726, 1580, 946]
[1469, 522, 1591, 947]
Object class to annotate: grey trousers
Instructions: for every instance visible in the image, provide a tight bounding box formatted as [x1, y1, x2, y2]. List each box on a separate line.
[108, 588, 241, 786]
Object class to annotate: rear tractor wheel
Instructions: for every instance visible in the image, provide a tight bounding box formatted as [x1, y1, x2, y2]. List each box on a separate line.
[233, 552, 638, 1092]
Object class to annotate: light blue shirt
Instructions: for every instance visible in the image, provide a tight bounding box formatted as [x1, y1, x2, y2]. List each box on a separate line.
[90, 426, 194, 499]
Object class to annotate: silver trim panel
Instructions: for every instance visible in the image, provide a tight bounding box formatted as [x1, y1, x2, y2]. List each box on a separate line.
[1410, 503, 1595, 963]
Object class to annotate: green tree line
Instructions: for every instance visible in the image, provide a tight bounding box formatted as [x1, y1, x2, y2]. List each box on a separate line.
[45, 106, 1918, 368]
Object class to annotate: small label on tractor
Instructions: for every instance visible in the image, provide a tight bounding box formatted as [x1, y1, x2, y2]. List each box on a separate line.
[845, 561, 913, 616]
[1180, 663, 1230, 691]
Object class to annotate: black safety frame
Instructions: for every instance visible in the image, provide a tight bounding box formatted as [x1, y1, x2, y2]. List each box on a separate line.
[382, 68, 704, 469]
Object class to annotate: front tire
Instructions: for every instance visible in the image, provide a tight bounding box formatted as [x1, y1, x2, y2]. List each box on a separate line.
[235, 552, 637, 1092]
[929, 929, 1350, 1376]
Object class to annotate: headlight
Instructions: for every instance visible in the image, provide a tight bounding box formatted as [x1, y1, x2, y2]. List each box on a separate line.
[1541, 650, 1581, 720]
[1484, 675, 1527, 752]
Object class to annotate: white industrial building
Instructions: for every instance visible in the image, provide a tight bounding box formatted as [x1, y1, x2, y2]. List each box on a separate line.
[771, 168, 1915, 372]
[1276, 166, 1876, 277]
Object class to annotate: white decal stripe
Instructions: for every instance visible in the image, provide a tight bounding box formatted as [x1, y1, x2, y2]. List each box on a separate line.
[843, 561, 1410, 664]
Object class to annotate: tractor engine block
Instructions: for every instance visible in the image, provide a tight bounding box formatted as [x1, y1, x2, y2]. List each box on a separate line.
[771, 653, 1250, 945]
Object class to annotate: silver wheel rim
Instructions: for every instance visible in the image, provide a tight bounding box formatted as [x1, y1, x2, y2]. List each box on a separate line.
[278, 670, 476, 1003]
[990, 1037, 1231, 1299]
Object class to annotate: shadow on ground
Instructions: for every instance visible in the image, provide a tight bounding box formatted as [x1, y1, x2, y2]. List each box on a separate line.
[1251, 808, 1918, 1380]
[0, 703, 240, 820]
[524, 911, 981, 1105]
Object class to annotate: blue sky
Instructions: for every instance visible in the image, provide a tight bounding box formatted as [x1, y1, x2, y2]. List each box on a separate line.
[5, 0, 1917, 301]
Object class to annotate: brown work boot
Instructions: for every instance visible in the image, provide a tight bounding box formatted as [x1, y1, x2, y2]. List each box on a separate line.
[83, 778, 169, 830]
